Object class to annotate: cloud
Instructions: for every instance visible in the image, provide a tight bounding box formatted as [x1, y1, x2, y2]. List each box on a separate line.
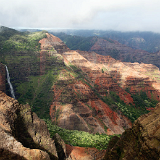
[0, 0, 160, 32]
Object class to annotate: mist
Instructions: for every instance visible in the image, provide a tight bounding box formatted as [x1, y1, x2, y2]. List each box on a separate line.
[0, 0, 160, 32]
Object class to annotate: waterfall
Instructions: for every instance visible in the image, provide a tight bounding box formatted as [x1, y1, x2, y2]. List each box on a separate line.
[5, 65, 16, 99]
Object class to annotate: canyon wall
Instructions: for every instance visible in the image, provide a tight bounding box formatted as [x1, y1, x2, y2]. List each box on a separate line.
[103, 102, 160, 160]
[37, 34, 160, 135]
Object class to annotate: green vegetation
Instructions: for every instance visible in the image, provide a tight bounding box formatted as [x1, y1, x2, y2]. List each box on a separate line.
[115, 102, 148, 122]
[53, 30, 160, 53]
[0, 26, 20, 39]
[1, 31, 47, 53]
[103, 91, 158, 123]
[0, 28, 47, 65]
[69, 64, 93, 87]
[17, 71, 55, 119]
[0, 28, 49, 103]
[44, 119, 120, 150]
[16, 55, 66, 119]
[51, 32, 97, 51]
[131, 91, 158, 108]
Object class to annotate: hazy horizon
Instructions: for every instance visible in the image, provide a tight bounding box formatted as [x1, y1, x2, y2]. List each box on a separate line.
[1, 26, 158, 34]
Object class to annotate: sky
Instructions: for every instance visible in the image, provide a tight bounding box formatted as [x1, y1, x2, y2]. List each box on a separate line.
[0, 0, 160, 32]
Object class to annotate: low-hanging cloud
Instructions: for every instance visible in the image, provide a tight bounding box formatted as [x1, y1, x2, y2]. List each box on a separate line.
[0, 0, 160, 32]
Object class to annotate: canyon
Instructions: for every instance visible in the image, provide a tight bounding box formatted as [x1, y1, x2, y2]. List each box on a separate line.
[0, 27, 160, 159]
[37, 33, 160, 135]
[0, 29, 160, 135]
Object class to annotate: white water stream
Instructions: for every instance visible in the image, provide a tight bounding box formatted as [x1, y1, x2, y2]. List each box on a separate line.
[5, 65, 16, 99]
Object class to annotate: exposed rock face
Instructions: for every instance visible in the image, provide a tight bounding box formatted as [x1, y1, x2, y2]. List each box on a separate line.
[38, 33, 69, 75]
[0, 91, 60, 160]
[49, 50, 132, 135]
[0, 63, 6, 93]
[103, 103, 160, 160]
[78, 51, 160, 100]
[123, 62, 160, 100]
[39, 33, 70, 53]
[53, 133, 66, 160]
[0, 90, 105, 160]
[44, 35, 160, 135]
[66, 144, 105, 160]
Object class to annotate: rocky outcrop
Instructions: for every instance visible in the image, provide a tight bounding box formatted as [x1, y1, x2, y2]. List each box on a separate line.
[0, 91, 66, 160]
[103, 102, 160, 160]
[53, 133, 66, 160]
[0, 63, 6, 93]
[39, 33, 70, 54]
[38, 33, 69, 75]
[66, 144, 105, 160]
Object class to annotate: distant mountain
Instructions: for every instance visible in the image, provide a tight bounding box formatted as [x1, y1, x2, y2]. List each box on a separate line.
[49, 32, 95, 51]
[52, 32, 160, 68]
[18, 28, 42, 32]
[0, 26, 20, 38]
[89, 37, 160, 68]
[51, 29, 160, 53]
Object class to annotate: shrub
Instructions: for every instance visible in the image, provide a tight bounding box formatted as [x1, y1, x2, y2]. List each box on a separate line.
[44, 119, 120, 150]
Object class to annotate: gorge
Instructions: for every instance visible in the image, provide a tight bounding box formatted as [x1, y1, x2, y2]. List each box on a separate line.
[0, 26, 160, 159]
